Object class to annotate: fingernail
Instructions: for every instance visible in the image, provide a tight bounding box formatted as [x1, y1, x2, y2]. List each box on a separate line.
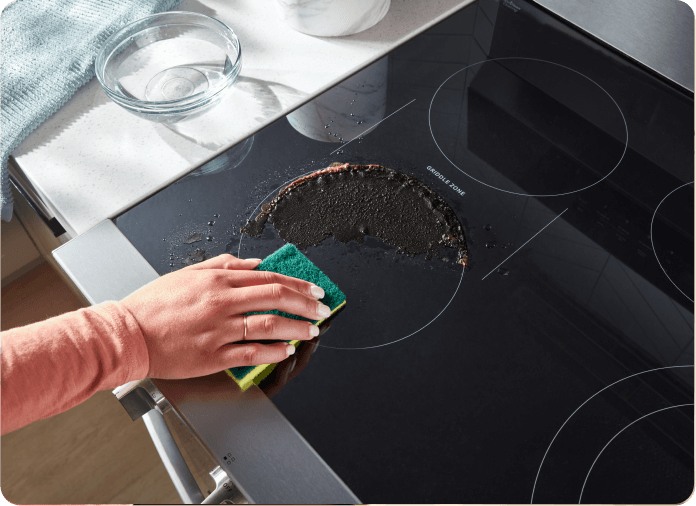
[317, 303, 331, 318]
[309, 325, 320, 337]
[247, 258, 262, 262]
[286, 344, 295, 355]
[310, 285, 325, 298]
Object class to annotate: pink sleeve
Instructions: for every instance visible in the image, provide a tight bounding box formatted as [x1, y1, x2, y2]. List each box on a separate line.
[1, 301, 150, 435]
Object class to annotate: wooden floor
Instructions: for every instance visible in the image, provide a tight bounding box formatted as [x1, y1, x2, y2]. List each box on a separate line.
[1, 262, 183, 504]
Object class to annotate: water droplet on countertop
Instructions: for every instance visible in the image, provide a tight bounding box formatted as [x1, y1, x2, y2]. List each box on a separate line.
[484, 224, 491, 231]
[214, 213, 219, 218]
[497, 267, 509, 276]
[206, 236, 213, 241]
[208, 221, 215, 226]
[485, 242, 496, 249]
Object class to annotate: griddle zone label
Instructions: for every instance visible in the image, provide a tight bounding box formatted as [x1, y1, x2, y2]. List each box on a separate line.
[427, 166, 465, 196]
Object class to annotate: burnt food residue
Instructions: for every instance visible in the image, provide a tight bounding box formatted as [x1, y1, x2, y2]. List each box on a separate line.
[242, 163, 468, 265]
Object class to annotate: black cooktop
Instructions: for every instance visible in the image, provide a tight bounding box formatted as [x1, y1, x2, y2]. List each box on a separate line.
[114, 0, 694, 502]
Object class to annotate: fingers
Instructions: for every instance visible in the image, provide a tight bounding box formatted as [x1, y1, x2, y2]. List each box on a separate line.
[220, 341, 295, 368]
[231, 284, 332, 321]
[184, 253, 261, 271]
[225, 270, 325, 299]
[242, 314, 320, 341]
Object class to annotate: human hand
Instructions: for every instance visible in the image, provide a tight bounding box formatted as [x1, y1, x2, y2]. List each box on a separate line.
[121, 253, 331, 380]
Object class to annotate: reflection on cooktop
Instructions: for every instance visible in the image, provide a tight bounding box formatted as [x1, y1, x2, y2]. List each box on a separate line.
[430, 58, 628, 197]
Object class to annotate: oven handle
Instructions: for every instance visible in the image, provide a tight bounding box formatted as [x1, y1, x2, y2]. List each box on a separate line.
[143, 409, 206, 504]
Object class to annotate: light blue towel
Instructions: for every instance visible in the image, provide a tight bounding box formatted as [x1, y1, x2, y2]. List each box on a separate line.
[1, 0, 181, 221]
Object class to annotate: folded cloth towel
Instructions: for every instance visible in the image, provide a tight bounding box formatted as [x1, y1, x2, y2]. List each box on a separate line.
[0, 0, 181, 221]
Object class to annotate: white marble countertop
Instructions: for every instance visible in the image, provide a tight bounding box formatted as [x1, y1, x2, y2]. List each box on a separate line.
[13, 0, 472, 238]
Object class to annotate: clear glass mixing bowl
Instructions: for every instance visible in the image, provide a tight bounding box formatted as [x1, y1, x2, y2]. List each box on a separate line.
[95, 11, 242, 123]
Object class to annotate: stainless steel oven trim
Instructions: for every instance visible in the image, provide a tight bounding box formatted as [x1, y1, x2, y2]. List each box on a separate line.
[533, 0, 694, 93]
[52, 219, 361, 504]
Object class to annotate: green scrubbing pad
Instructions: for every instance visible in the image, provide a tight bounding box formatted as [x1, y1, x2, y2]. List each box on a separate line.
[226, 244, 346, 391]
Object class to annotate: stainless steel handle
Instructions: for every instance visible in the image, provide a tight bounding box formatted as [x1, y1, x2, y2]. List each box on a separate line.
[112, 378, 171, 420]
[142, 410, 206, 504]
[114, 380, 247, 504]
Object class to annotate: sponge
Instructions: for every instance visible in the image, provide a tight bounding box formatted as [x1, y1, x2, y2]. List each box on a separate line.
[226, 244, 346, 391]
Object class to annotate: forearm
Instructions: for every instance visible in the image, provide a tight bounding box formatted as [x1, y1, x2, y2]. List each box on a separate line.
[1, 301, 149, 435]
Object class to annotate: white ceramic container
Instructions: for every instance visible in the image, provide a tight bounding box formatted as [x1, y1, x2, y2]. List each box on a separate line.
[274, 0, 391, 37]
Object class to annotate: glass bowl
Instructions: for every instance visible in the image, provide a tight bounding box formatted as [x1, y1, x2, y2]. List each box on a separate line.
[95, 11, 242, 123]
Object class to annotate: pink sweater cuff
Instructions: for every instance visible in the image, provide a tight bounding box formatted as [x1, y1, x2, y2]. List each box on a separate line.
[1, 301, 149, 435]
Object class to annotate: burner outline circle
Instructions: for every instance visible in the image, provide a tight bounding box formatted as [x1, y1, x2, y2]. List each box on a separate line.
[238, 168, 465, 350]
[578, 403, 694, 504]
[650, 181, 694, 303]
[530, 364, 694, 503]
[428, 57, 629, 197]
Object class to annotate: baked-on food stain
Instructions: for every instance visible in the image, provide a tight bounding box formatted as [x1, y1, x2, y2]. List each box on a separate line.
[182, 248, 209, 265]
[183, 233, 203, 244]
[242, 163, 468, 266]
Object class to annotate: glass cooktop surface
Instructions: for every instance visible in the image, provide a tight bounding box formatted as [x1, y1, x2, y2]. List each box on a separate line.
[114, 0, 694, 502]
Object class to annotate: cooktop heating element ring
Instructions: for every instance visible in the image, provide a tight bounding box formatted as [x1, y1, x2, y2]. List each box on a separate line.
[237, 168, 466, 350]
[429, 57, 629, 198]
[531, 364, 695, 504]
[577, 402, 694, 504]
[650, 181, 694, 303]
